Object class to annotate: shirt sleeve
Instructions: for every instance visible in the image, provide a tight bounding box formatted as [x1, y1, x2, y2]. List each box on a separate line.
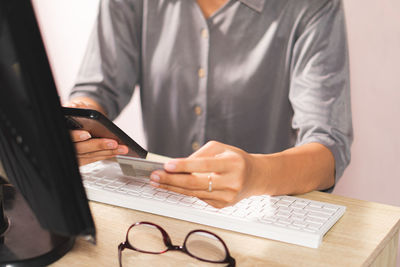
[70, 0, 142, 120]
[289, 0, 353, 190]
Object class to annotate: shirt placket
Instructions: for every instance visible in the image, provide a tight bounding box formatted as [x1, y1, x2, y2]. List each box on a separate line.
[191, 21, 210, 153]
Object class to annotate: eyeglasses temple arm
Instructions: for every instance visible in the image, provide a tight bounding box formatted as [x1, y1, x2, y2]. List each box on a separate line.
[118, 243, 126, 267]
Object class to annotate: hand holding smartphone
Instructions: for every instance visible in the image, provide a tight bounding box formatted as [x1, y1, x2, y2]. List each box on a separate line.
[63, 107, 147, 158]
[63, 107, 169, 177]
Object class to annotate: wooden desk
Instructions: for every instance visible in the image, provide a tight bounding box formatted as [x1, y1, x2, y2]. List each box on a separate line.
[51, 191, 400, 267]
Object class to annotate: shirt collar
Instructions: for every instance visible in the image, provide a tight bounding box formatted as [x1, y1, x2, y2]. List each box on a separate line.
[239, 0, 266, 13]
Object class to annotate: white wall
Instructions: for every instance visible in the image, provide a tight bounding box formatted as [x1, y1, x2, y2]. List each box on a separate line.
[32, 0, 400, 263]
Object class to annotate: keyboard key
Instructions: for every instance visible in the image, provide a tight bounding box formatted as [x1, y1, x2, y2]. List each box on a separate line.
[115, 176, 132, 184]
[281, 196, 295, 203]
[154, 192, 169, 200]
[278, 218, 292, 224]
[318, 209, 336, 215]
[112, 181, 127, 187]
[322, 205, 339, 213]
[307, 211, 331, 220]
[133, 180, 146, 186]
[205, 206, 219, 212]
[219, 207, 236, 215]
[180, 197, 197, 205]
[83, 180, 95, 187]
[261, 206, 277, 215]
[128, 191, 140, 196]
[295, 199, 310, 205]
[307, 222, 322, 230]
[235, 202, 248, 209]
[269, 196, 280, 202]
[83, 176, 97, 183]
[246, 206, 261, 213]
[258, 218, 273, 224]
[291, 215, 306, 222]
[177, 201, 192, 207]
[106, 182, 123, 188]
[292, 203, 307, 209]
[276, 202, 291, 207]
[274, 222, 288, 227]
[194, 200, 207, 207]
[155, 188, 169, 193]
[305, 217, 325, 224]
[232, 210, 248, 218]
[288, 225, 301, 230]
[166, 195, 182, 203]
[309, 202, 324, 209]
[94, 179, 110, 186]
[293, 221, 308, 228]
[277, 206, 293, 213]
[142, 187, 156, 194]
[116, 188, 128, 193]
[124, 183, 143, 193]
[276, 211, 291, 218]
[93, 169, 120, 179]
[142, 191, 156, 198]
[292, 209, 307, 216]
[247, 211, 263, 220]
[168, 191, 181, 196]
[304, 206, 328, 213]
[103, 185, 118, 191]
[268, 198, 279, 204]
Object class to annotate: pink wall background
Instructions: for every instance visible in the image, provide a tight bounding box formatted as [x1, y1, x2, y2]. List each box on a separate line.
[334, 0, 400, 207]
[32, 0, 400, 264]
[32, 0, 146, 148]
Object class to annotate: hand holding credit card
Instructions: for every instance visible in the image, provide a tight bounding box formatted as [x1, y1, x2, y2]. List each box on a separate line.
[116, 156, 165, 178]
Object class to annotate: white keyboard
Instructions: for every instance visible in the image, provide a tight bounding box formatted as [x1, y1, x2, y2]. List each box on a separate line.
[80, 160, 346, 248]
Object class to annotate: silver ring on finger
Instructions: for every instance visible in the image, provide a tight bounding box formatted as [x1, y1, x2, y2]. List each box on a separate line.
[208, 174, 213, 192]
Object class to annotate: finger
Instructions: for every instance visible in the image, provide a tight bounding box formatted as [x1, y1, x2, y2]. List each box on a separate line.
[188, 140, 226, 158]
[78, 145, 129, 158]
[149, 181, 237, 208]
[150, 171, 221, 191]
[65, 100, 90, 109]
[164, 156, 232, 174]
[202, 199, 237, 209]
[74, 138, 118, 154]
[78, 155, 116, 166]
[65, 102, 78, 108]
[150, 181, 215, 200]
[70, 130, 92, 142]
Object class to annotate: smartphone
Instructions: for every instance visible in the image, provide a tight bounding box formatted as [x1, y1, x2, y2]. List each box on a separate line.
[63, 107, 147, 158]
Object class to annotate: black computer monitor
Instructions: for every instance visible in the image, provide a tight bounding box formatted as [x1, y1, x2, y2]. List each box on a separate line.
[0, 0, 95, 266]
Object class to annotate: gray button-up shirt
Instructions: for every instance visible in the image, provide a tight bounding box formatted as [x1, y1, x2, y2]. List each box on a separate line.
[71, 0, 353, 184]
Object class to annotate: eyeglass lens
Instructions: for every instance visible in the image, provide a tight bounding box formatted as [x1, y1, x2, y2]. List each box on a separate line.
[185, 231, 227, 262]
[128, 223, 168, 253]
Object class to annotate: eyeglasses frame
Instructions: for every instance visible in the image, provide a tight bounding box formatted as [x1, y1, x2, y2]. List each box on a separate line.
[118, 221, 236, 267]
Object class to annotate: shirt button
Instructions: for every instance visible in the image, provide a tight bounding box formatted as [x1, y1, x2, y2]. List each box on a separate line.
[201, 28, 208, 39]
[198, 68, 205, 78]
[192, 142, 200, 151]
[194, 106, 202, 116]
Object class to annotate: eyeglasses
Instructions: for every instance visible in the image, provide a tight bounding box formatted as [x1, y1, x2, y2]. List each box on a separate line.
[118, 221, 236, 267]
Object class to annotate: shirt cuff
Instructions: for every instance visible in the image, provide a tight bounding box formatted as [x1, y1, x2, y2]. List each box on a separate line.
[295, 135, 350, 193]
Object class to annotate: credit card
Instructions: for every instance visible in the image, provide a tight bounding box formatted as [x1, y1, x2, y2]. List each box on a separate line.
[116, 155, 164, 178]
